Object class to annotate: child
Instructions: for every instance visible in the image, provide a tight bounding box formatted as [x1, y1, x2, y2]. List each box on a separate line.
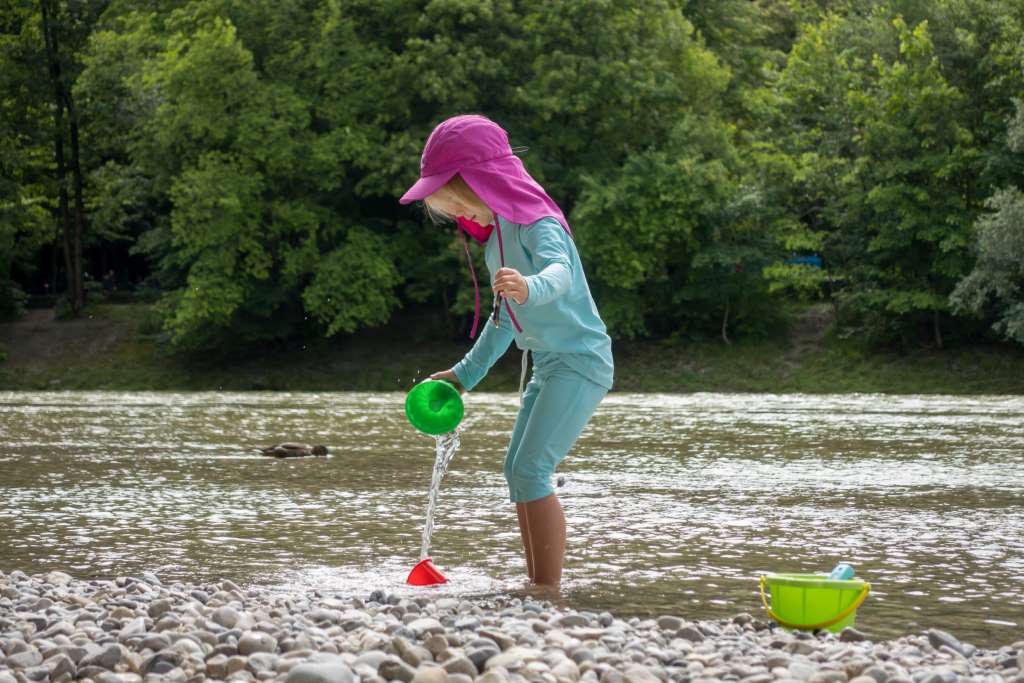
[399, 114, 613, 588]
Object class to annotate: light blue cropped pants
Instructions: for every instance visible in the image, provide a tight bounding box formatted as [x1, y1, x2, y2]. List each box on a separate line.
[503, 356, 608, 503]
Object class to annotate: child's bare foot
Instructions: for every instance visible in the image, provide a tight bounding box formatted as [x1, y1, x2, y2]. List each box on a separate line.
[509, 581, 568, 608]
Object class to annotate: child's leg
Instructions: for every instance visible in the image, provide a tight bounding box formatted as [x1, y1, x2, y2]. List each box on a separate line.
[522, 492, 566, 586]
[514, 502, 535, 582]
[505, 377, 543, 580]
[506, 367, 607, 586]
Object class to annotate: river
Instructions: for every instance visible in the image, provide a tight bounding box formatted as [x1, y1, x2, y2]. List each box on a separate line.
[1, 391, 1021, 645]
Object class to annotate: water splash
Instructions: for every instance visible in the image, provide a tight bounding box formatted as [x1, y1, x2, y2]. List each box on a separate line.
[419, 430, 461, 561]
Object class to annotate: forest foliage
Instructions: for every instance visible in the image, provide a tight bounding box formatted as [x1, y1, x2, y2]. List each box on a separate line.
[2, 0, 1023, 350]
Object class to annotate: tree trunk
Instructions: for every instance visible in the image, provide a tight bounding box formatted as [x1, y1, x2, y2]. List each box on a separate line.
[64, 86, 86, 312]
[39, 0, 82, 314]
[933, 309, 943, 349]
[39, 0, 79, 314]
[721, 299, 731, 345]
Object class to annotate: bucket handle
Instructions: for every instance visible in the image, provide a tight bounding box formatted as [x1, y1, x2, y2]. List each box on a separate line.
[759, 575, 871, 631]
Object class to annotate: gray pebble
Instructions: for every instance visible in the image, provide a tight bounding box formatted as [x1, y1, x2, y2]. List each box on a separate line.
[207, 654, 230, 679]
[118, 617, 147, 641]
[840, 629, 867, 643]
[408, 618, 446, 637]
[412, 665, 449, 683]
[46, 651, 76, 679]
[354, 651, 390, 671]
[926, 630, 965, 657]
[6, 647, 43, 668]
[148, 599, 172, 619]
[808, 672, 848, 683]
[213, 606, 240, 629]
[557, 614, 591, 628]
[380, 657, 417, 683]
[676, 626, 704, 643]
[81, 644, 126, 671]
[657, 617, 685, 632]
[238, 631, 277, 655]
[478, 630, 516, 651]
[442, 655, 478, 678]
[24, 665, 49, 681]
[789, 662, 819, 681]
[475, 672, 507, 683]
[601, 668, 625, 683]
[153, 614, 181, 632]
[247, 652, 280, 673]
[95, 673, 142, 683]
[453, 617, 480, 630]
[861, 667, 889, 683]
[468, 647, 500, 672]
[42, 620, 75, 638]
[623, 664, 661, 683]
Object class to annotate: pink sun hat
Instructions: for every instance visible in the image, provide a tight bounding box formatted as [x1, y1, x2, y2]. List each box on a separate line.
[400, 114, 572, 236]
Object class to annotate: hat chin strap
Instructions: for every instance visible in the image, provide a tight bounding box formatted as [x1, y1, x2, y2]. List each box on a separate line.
[458, 216, 523, 340]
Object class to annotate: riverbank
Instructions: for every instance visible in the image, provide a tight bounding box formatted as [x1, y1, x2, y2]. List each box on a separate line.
[2, 570, 1021, 683]
[1, 304, 1023, 393]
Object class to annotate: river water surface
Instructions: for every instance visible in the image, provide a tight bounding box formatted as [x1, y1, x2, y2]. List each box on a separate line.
[1, 391, 1022, 645]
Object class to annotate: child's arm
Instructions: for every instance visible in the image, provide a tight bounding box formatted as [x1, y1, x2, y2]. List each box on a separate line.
[449, 305, 516, 391]
[520, 218, 573, 307]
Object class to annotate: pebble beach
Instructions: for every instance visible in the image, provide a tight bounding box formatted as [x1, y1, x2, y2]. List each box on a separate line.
[2, 571, 1022, 683]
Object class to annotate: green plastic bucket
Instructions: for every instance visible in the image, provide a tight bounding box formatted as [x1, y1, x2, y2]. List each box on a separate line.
[405, 380, 464, 435]
[760, 573, 871, 632]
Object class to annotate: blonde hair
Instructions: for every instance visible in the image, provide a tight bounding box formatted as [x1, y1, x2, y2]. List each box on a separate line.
[423, 174, 490, 224]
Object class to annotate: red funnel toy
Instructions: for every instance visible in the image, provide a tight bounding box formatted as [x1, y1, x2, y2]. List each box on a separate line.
[407, 558, 448, 586]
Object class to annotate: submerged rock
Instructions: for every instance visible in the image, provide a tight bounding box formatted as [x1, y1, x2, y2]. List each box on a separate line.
[259, 443, 328, 458]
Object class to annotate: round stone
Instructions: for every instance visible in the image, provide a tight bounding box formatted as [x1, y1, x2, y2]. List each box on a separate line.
[238, 632, 277, 655]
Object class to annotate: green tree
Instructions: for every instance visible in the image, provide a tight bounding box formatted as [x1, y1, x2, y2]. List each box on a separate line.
[134, 8, 402, 348]
[0, 1, 52, 317]
[751, 11, 866, 303]
[572, 116, 749, 339]
[837, 18, 976, 347]
[951, 98, 1024, 342]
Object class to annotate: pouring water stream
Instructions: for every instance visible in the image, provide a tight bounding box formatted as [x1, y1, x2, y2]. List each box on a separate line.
[418, 430, 461, 561]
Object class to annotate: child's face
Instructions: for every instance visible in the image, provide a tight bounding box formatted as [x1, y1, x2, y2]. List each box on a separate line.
[428, 186, 489, 223]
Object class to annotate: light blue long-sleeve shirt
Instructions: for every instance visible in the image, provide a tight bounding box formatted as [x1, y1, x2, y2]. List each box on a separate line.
[452, 215, 614, 391]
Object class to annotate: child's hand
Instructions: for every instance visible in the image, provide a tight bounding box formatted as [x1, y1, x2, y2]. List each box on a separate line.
[429, 369, 466, 394]
[494, 267, 529, 305]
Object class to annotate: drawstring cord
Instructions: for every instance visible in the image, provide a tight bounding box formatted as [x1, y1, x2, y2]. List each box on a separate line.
[519, 349, 530, 407]
[459, 229, 481, 339]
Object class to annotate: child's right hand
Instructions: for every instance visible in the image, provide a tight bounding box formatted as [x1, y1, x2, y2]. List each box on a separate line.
[429, 369, 466, 394]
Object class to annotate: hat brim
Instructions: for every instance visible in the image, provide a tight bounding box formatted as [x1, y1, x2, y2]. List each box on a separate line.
[399, 169, 458, 205]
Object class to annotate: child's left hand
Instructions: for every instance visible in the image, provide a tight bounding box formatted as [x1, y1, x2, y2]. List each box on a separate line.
[493, 267, 529, 305]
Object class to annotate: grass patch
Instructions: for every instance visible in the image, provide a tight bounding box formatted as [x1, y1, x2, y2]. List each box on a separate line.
[1, 303, 1022, 394]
